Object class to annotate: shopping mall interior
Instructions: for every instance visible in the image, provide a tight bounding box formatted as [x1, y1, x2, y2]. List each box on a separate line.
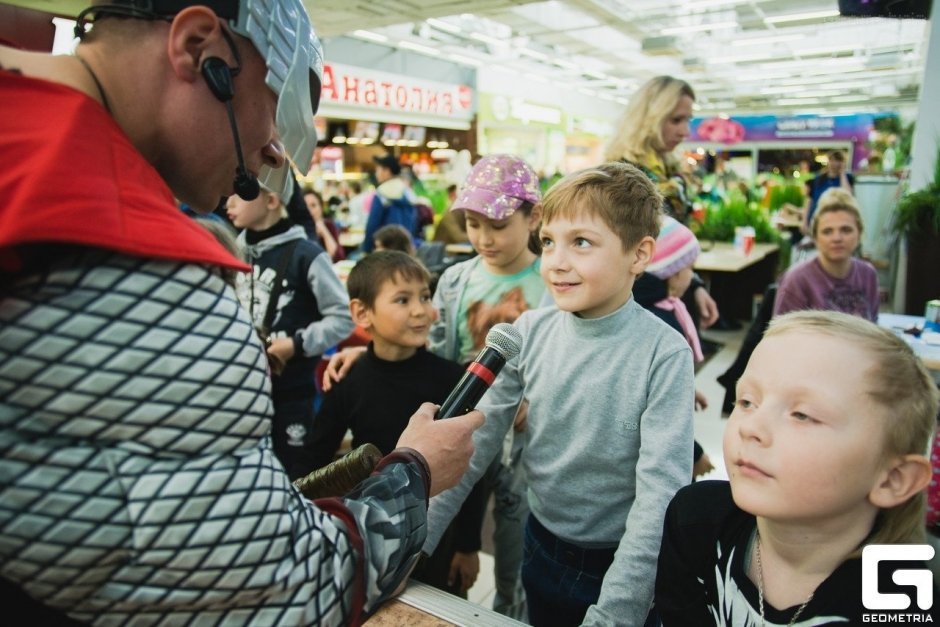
[1, 0, 939, 623]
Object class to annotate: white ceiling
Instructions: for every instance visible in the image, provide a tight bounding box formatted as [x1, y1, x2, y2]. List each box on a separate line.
[309, 0, 930, 116]
[2, 0, 928, 116]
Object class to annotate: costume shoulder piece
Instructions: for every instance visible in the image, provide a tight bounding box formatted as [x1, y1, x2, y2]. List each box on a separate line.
[0, 69, 247, 273]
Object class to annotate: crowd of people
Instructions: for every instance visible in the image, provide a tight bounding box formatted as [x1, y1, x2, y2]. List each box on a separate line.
[1, 1, 937, 626]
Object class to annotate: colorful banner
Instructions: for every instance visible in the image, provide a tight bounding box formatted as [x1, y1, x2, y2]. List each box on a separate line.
[690, 113, 877, 145]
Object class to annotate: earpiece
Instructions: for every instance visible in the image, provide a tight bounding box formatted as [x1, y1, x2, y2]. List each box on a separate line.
[201, 56, 235, 103]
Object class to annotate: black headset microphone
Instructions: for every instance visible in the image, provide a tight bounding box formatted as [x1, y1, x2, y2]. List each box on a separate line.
[201, 56, 260, 201]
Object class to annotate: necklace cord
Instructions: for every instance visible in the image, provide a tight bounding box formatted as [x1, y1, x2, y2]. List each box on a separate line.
[74, 55, 113, 115]
[755, 530, 815, 627]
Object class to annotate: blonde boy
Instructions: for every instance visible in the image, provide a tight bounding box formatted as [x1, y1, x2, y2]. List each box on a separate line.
[425, 162, 695, 626]
[227, 187, 354, 479]
[656, 311, 938, 625]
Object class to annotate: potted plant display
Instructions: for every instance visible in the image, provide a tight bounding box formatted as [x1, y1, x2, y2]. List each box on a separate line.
[893, 147, 940, 314]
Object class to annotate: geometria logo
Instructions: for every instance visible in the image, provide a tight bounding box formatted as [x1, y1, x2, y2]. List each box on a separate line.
[862, 544, 935, 623]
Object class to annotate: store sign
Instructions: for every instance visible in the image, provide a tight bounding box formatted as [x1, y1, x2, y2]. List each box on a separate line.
[488, 95, 562, 126]
[321, 63, 474, 121]
[691, 114, 875, 144]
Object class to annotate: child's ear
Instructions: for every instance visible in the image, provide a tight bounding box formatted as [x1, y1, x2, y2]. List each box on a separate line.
[527, 203, 543, 230]
[869, 454, 933, 509]
[265, 193, 281, 211]
[349, 299, 373, 329]
[629, 235, 656, 274]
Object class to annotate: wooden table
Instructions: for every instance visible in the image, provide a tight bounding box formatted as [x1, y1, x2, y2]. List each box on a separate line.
[694, 242, 780, 322]
[444, 242, 475, 256]
[365, 581, 526, 627]
[694, 242, 779, 273]
[877, 313, 940, 375]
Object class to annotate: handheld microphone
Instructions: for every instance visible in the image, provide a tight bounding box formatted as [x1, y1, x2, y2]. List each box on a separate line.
[436, 323, 523, 420]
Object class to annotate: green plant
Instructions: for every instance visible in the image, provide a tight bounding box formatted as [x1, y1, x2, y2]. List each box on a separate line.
[892, 147, 940, 238]
[766, 183, 803, 212]
[692, 189, 781, 244]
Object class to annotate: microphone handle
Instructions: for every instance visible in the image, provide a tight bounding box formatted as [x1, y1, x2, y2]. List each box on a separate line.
[436, 347, 506, 420]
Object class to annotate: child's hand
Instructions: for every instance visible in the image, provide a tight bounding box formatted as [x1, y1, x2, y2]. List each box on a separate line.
[513, 399, 529, 433]
[266, 337, 295, 375]
[322, 345, 367, 391]
[693, 453, 715, 479]
[448, 551, 480, 594]
[694, 286, 720, 329]
[694, 389, 708, 411]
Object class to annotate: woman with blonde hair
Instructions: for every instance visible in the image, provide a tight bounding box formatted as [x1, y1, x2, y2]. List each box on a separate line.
[605, 75, 696, 222]
[613, 76, 722, 331]
[773, 187, 879, 321]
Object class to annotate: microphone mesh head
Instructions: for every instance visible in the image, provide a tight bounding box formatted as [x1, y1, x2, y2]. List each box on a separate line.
[485, 323, 523, 360]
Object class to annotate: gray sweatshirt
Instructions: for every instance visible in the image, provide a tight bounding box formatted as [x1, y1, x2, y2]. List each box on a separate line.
[425, 298, 694, 626]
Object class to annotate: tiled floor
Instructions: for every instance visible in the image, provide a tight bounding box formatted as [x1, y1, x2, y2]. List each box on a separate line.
[467, 325, 748, 611]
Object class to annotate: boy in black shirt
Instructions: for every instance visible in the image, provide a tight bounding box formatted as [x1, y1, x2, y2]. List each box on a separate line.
[306, 251, 485, 596]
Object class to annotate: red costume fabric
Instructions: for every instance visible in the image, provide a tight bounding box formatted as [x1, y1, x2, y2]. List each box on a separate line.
[0, 68, 247, 273]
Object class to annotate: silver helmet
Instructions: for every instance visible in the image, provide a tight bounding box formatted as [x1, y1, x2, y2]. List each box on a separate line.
[76, 0, 323, 202]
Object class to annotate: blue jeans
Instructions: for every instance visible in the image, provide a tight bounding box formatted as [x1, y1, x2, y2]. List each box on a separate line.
[522, 515, 615, 626]
[522, 515, 661, 627]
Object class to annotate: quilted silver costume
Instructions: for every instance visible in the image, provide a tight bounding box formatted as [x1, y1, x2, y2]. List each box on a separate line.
[0, 251, 427, 625]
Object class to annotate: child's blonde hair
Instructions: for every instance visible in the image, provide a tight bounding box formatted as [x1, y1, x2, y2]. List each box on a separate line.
[811, 188, 864, 238]
[541, 162, 663, 251]
[766, 311, 939, 548]
[604, 76, 696, 164]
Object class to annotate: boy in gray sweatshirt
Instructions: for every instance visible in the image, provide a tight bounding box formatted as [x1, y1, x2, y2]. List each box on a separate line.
[424, 162, 694, 626]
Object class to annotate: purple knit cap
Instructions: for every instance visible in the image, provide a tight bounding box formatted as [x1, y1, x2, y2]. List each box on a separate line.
[452, 154, 541, 220]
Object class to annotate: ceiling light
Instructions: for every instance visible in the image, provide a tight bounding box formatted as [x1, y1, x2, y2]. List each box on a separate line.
[662, 21, 738, 35]
[352, 30, 388, 44]
[731, 33, 805, 47]
[518, 47, 548, 61]
[710, 52, 775, 64]
[830, 95, 865, 102]
[778, 97, 822, 105]
[764, 9, 840, 24]
[553, 58, 579, 70]
[685, 0, 750, 10]
[449, 53, 483, 67]
[801, 43, 861, 55]
[398, 40, 438, 55]
[470, 32, 504, 47]
[427, 18, 461, 34]
[760, 85, 805, 95]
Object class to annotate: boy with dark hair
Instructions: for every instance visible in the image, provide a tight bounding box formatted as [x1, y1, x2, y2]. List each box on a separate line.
[227, 185, 354, 480]
[306, 251, 486, 596]
[425, 161, 695, 626]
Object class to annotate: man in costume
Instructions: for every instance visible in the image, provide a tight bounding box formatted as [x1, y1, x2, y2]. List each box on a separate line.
[0, 1, 483, 624]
